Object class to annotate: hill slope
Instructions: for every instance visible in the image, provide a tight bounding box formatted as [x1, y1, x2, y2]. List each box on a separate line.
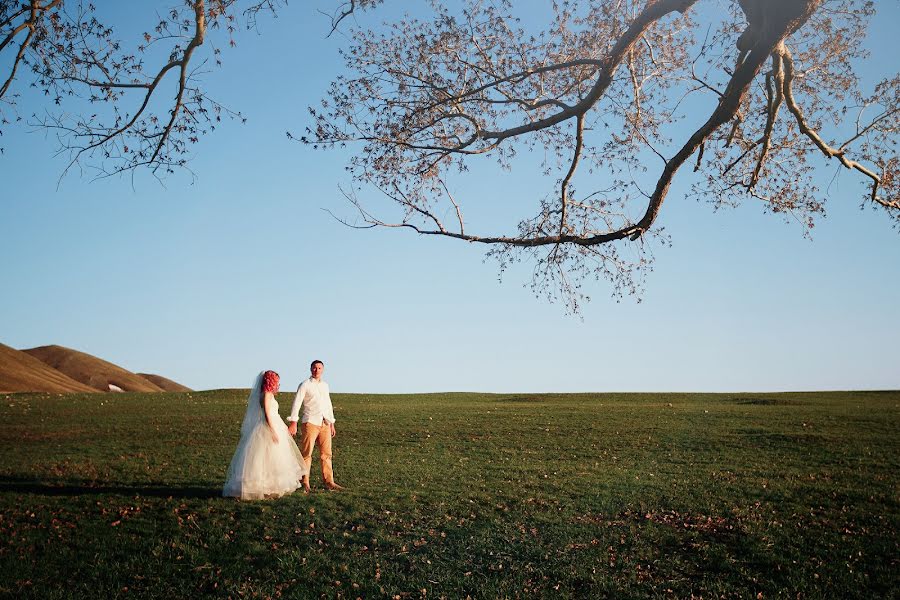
[0, 343, 96, 393]
[138, 373, 192, 392]
[23, 345, 164, 393]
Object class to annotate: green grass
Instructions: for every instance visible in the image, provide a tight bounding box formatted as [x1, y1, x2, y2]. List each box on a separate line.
[0, 390, 897, 599]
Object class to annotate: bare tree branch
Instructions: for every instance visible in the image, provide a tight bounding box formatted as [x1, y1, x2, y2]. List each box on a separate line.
[780, 44, 898, 209]
[0, 0, 62, 100]
[2, 0, 897, 312]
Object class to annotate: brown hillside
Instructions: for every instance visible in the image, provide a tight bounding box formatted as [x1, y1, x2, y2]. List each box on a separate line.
[0, 343, 96, 394]
[23, 345, 164, 393]
[138, 373, 192, 392]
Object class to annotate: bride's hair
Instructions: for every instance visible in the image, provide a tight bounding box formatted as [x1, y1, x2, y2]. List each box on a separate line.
[261, 370, 280, 394]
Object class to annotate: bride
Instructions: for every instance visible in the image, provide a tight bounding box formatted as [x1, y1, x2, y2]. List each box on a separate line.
[223, 370, 307, 499]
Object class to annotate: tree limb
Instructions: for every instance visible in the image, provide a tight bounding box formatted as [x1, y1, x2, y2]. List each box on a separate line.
[780, 44, 898, 209]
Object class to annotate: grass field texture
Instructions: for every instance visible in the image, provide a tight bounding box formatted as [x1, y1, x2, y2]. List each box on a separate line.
[0, 390, 897, 598]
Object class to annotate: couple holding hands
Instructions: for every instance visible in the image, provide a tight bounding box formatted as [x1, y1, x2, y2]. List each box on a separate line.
[223, 360, 344, 500]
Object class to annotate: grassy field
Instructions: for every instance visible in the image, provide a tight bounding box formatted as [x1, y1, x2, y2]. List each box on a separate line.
[0, 390, 897, 599]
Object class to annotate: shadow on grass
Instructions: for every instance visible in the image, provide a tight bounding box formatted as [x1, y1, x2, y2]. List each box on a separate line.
[732, 396, 802, 405]
[0, 475, 220, 499]
[492, 395, 547, 403]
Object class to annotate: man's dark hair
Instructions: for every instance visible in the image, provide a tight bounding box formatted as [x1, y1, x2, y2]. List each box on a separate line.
[311, 360, 324, 369]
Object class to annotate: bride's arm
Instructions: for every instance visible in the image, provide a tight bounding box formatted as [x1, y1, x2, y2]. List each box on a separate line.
[263, 391, 280, 444]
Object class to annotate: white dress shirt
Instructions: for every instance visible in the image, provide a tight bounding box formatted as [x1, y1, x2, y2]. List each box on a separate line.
[288, 377, 336, 425]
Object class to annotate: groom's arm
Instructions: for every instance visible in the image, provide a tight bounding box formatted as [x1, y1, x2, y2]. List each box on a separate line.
[287, 382, 306, 435]
[323, 383, 337, 437]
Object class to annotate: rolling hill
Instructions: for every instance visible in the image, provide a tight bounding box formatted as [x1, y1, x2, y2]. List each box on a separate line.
[23, 345, 164, 393]
[0, 343, 97, 394]
[138, 373, 192, 392]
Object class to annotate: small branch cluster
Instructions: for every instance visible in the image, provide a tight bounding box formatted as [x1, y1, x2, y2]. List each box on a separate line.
[692, 1, 897, 231]
[1, 0, 381, 177]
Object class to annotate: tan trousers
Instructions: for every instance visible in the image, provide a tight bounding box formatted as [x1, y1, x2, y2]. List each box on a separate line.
[300, 422, 334, 484]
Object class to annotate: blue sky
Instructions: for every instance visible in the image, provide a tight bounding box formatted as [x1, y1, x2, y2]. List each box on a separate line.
[1, 1, 898, 393]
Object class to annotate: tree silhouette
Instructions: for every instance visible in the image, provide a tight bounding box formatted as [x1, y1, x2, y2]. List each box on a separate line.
[3, 1, 896, 310]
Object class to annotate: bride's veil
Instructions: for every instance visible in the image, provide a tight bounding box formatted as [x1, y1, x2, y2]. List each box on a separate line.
[239, 371, 265, 436]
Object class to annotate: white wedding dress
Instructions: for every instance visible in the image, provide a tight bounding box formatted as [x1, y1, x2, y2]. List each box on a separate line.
[223, 373, 307, 500]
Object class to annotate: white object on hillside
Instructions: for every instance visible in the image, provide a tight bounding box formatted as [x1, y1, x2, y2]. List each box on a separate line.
[108, 384, 124, 393]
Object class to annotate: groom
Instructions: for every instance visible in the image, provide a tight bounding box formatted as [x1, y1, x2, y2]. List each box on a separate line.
[287, 359, 343, 491]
